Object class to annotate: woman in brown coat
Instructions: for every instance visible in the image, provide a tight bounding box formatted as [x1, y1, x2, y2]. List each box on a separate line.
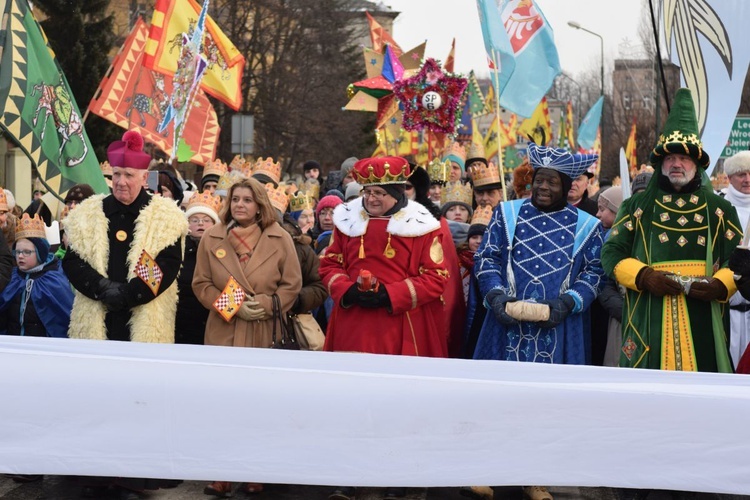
[193, 177, 302, 348]
[193, 178, 302, 497]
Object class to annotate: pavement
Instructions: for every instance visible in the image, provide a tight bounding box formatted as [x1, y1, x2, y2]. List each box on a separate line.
[1, 477, 749, 500]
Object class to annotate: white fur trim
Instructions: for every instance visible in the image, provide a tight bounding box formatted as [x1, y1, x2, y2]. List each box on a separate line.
[65, 195, 188, 343]
[333, 197, 440, 238]
[724, 150, 750, 177]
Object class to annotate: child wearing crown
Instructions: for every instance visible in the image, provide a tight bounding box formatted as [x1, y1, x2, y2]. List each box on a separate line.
[0, 214, 72, 338]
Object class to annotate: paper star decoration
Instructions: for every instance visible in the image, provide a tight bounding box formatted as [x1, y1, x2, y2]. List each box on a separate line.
[392, 58, 468, 135]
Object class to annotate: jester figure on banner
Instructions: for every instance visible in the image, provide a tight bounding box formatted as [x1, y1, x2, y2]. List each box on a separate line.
[602, 89, 742, 373]
[158, 0, 210, 159]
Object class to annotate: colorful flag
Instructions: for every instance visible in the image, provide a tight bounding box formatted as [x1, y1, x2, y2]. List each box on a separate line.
[499, 0, 561, 118]
[517, 97, 551, 145]
[88, 19, 219, 165]
[0, 0, 108, 198]
[135, 250, 163, 296]
[467, 71, 491, 117]
[365, 12, 402, 57]
[566, 101, 575, 150]
[457, 95, 473, 142]
[213, 276, 246, 322]
[144, 0, 245, 110]
[484, 84, 496, 111]
[475, 0, 516, 94]
[507, 113, 518, 140]
[577, 96, 604, 150]
[444, 38, 456, 73]
[625, 118, 637, 172]
[556, 107, 566, 149]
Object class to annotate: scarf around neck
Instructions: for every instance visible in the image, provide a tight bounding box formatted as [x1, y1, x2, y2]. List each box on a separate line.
[725, 184, 750, 208]
[228, 222, 261, 264]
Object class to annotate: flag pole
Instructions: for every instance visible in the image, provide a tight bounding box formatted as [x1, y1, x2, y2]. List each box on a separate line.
[491, 49, 508, 201]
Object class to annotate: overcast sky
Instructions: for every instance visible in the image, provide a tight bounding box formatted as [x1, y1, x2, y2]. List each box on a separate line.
[386, 0, 648, 83]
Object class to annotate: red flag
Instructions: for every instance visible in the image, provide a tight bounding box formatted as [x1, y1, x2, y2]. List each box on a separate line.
[89, 18, 219, 165]
[365, 12, 402, 57]
[444, 38, 456, 73]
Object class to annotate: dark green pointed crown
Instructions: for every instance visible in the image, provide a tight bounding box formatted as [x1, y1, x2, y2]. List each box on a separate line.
[650, 88, 709, 169]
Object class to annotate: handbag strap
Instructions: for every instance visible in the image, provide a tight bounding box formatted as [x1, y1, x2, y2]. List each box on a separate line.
[271, 294, 279, 346]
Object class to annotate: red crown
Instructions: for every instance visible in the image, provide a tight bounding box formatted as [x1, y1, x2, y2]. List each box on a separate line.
[353, 156, 411, 185]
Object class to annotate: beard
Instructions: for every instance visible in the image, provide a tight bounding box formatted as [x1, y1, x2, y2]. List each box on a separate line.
[663, 165, 696, 188]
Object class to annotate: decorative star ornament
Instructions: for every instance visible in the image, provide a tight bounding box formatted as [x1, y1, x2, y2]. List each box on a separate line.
[392, 58, 468, 135]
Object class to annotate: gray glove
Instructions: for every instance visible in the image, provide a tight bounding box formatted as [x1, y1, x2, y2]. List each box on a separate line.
[236, 300, 268, 321]
[486, 289, 517, 325]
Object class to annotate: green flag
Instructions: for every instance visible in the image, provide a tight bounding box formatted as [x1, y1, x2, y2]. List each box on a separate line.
[0, 0, 108, 198]
[467, 71, 490, 118]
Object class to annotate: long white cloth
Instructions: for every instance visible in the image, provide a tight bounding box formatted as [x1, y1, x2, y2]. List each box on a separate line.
[1, 336, 750, 493]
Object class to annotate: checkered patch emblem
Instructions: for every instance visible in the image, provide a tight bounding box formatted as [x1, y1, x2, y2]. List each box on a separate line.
[213, 276, 246, 322]
[135, 250, 163, 295]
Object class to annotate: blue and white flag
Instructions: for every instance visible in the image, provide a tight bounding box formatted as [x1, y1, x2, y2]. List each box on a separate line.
[664, 0, 750, 172]
[577, 96, 604, 150]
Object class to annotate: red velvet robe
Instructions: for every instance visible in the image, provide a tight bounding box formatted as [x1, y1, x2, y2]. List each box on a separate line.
[320, 198, 449, 357]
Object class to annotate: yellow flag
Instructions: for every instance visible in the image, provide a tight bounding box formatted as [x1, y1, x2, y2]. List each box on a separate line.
[517, 98, 551, 145]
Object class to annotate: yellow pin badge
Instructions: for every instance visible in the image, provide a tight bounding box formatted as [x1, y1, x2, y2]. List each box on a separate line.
[134, 250, 163, 295]
[213, 276, 246, 322]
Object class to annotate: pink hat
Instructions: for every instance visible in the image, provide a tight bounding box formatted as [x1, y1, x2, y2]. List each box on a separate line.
[315, 194, 343, 218]
[107, 131, 151, 170]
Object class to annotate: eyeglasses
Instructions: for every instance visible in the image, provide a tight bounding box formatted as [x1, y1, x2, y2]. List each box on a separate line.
[362, 189, 388, 199]
[188, 217, 214, 225]
[13, 249, 34, 257]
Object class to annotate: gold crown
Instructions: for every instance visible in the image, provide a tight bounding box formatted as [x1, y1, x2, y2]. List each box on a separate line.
[100, 161, 113, 177]
[204, 158, 229, 178]
[354, 161, 410, 185]
[16, 213, 46, 240]
[216, 170, 246, 193]
[229, 155, 247, 172]
[253, 157, 282, 184]
[467, 142, 486, 161]
[471, 205, 494, 226]
[443, 141, 466, 162]
[471, 161, 501, 187]
[265, 182, 289, 212]
[302, 179, 320, 199]
[441, 181, 473, 205]
[427, 158, 451, 184]
[289, 191, 315, 212]
[187, 191, 223, 214]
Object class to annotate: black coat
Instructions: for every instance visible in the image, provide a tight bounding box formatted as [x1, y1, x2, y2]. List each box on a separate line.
[63, 190, 182, 342]
[175, 237, 208, 344]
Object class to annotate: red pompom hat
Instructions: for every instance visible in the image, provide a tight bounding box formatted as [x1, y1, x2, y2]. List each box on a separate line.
[352, 156, 411, 186]
[107, 130, 151, 170]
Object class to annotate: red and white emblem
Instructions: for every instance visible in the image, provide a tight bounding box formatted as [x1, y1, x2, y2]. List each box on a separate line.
[502, 0, 544, 54]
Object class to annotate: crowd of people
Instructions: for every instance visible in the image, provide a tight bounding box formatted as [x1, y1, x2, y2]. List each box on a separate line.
[2, 89, 750, 500]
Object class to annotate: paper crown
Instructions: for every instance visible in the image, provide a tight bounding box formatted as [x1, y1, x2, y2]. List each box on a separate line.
[203, 158, 228, 178]
[107, 130, 151, 170]
[253, 157, 282, 184]
[265, 183, 289, 212]
[471, 161, 502, 188]
[186, 191, 222, 216]
[353, 156, 411, 185]
[15, 213, 46, 240]
[443, 141, 466, 163]
[471, 205, 494, 226]
[229, 155, 248, 173]
[302, 179, 320, 199]
[100, 161, 113, 177]
[466, 142, 487, 166]
[216, 170, 246, 195]
[650, 88, 709, 168]
[527, 143, 598, 180]
[426, 158, 451, 184]
[289, 191, 315, 212]
[0, 188, 8, 212]
[441, 180, 473, 206]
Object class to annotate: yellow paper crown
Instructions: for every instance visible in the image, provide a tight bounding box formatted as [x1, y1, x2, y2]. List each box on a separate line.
[471, 161, 501, 187]
[15, 213, 46, 240]
[265, 182, 289, 212]
[427, 158, 451, 184]
[204, 158, 228, 177]
[471, 205, 494, 226]
[229, 155, 247, 172]
[302, 179, 320, 200]
[100, 161, 113, 177]
[216, 170, 246, 194]
[467, 142, 486, 162]
[253, 157, 282, 184]
[187, 191, 223, 215]
[443, 141, 466, 162]
[441, 181, 473, 205]
[289, 191, 315, 212]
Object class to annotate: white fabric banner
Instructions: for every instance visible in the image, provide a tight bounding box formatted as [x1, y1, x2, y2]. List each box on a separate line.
[1, 336, 750, 493]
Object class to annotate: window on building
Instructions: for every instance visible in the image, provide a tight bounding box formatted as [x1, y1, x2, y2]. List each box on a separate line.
[623, 93, 631, 110]
[642, 96, 651, 110]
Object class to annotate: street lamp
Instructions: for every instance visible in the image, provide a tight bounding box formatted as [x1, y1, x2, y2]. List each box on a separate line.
[568, 20, 604, 97]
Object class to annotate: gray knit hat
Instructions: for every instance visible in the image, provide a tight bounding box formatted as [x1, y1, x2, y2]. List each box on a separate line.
[340, 157, 358, 176]
[344, 181, 362, 201]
